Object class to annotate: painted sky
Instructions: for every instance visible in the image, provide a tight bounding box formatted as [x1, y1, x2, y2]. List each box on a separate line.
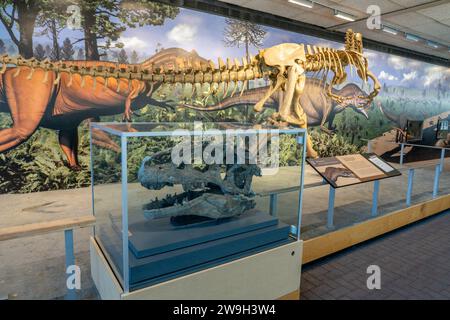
[0, 6, 448, 90]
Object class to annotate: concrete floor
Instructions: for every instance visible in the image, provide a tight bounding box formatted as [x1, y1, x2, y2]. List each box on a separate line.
[0, 158, 448, 299]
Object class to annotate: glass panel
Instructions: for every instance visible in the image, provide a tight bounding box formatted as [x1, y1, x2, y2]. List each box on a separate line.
[252, 132, 304, 237]
[91, 128, 124, 287]
[122, 125, 305, 290]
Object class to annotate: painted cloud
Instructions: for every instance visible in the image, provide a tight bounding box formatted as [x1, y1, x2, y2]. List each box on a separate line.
[168, 23, 198, 44]
[378, 71, 399, 81]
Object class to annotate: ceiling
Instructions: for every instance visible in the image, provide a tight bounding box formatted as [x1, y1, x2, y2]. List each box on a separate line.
[219, 0, 450, 61]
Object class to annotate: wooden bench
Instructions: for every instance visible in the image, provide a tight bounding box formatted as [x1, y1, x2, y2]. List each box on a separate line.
[0, 215, 95, 300]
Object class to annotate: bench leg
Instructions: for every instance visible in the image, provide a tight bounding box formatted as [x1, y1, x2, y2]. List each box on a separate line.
[64, 229, 77, 300]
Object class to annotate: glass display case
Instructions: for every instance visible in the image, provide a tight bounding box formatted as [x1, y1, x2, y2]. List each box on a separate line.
[90, 122, 307, 293]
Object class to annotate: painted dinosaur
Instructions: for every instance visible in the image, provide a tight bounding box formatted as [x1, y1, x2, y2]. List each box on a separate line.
[0, 48, 206, 168]
[377, 103, 428, 143]
[0, 29, 379, 162]
[324, 166, 355, 183]
[179, 78, 370, 132]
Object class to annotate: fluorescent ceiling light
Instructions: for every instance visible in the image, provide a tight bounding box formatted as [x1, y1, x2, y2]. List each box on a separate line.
[333, 10, 355, 22]
[381, 25, 398, 35]
[405, 33, 420, 42]
[426, 41, 439, 49]
[288, 0, 314, 9]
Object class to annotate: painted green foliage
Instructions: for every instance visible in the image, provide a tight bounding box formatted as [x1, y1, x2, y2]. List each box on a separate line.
[0, 1, 447, 193]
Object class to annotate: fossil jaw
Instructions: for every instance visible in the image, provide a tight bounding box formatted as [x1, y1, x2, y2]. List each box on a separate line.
[143, 191, 255, 220]
[138, 154, 261, 222]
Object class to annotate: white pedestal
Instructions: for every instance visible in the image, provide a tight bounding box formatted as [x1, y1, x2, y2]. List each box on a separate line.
[90, 237, 302, 300]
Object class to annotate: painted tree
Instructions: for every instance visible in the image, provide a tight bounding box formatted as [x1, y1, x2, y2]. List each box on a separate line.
[155, 42, 164, 53]
[61, 37, 75, 60]
[76, 47, 84, 60]
[76, 0, 179, 60]
[34, 1, 68, 61]
[44, 44, 52, 57]
[34, 43, 46, 60]
[223, 18, 266, 63]
[0, 1, 179, 60]
[223, 18, 266, 119]
[116, 48, 128, 63]
[0, 39, 5, 54]
[336, 113, 364, 145]
[130, 50, 139, 64]
[437, 80, 442, 100]
[0, 0, 50, 58]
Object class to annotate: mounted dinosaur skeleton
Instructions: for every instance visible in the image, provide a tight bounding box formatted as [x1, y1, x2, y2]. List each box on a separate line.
[0, 29, 379, 161]
[179, 79, 371, 133]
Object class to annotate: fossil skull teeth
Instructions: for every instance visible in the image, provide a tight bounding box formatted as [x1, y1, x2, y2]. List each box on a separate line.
[138, 145, 261, 221]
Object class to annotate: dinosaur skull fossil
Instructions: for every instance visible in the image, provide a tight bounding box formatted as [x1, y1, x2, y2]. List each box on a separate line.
[138, 154, 261, 222]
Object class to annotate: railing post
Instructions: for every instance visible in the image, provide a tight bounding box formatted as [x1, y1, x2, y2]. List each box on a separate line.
[406, 168, 414, 207]
[371, 180, 380, 217]
[64, 229, 76, 300]
[433, 164, 441, 198]
[367, 140, 372, 153]
[327, 186, 335, 229]
[400, 143, 405, 166]
[440, 148, 445, 173]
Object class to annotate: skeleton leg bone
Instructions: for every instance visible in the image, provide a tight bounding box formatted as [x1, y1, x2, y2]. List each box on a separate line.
[277, 65, 318, 158]
[254, 75, 285, 112]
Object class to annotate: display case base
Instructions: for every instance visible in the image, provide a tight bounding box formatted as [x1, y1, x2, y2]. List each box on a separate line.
[90, 237, 302, 300]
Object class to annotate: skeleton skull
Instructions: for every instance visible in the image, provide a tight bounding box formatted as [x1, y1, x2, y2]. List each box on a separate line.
[138, 153, 261, 223]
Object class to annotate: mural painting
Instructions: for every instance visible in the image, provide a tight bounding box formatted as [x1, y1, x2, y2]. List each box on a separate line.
[0, 2, 448, 193]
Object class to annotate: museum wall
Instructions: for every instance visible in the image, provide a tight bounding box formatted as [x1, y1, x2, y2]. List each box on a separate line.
[0, 2, 448, 193]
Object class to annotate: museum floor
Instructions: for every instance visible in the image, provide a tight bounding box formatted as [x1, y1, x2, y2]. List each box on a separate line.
[0, 157, 449, 299]
[301, 209, 450, 300]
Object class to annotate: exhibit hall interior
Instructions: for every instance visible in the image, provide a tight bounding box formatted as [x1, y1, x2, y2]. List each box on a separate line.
[0, 0, 449, 304]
